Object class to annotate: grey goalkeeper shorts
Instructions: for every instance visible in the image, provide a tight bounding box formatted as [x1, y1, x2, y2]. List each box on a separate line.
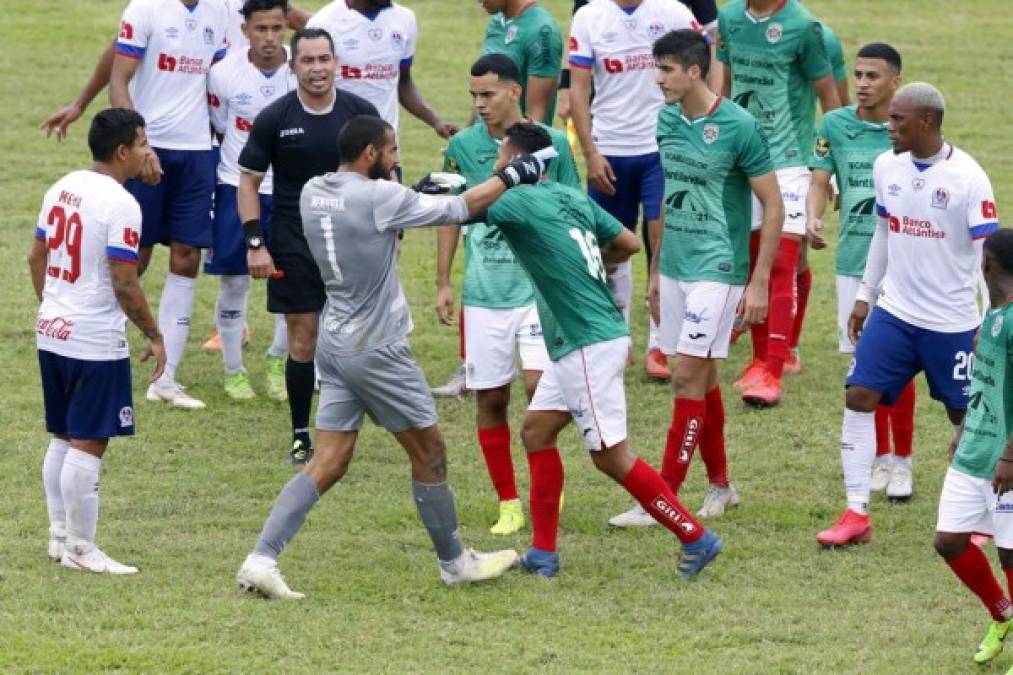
[315, 339, 438, 433]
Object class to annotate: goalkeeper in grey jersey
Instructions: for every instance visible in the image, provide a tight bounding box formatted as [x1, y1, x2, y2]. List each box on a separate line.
[235, 115, 546, 598]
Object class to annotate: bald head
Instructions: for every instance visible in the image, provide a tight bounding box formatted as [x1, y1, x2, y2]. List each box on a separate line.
[894, 82, 945, 126]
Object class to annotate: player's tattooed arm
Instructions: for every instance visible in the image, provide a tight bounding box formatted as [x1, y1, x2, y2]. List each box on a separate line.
[27, 238, 47, 301]
[110, 260, 166, 382]
[41, 43, 114, 142]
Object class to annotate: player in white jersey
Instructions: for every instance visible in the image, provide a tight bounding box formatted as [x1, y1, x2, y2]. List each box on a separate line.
[568, 0, 713, 378]
[30, 109, 166, 575]
[308, 0, 457, 142]
[109, 0, 231, 410]
[204, 0, 296, 401]
[222, 0, 309, 49]
[816, 83, 1000, 547]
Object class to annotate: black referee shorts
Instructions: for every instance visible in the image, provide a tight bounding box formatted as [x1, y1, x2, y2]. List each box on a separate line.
[266, 251, 325, 315]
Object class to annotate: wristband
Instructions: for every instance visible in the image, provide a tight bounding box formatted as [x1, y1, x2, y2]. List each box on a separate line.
[243, 218, 264, 240]
[559, 68, 571, 89]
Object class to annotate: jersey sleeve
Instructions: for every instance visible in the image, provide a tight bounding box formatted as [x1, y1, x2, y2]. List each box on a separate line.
[526, 20, 563, 78]
[716, 10, 730, 64]
[686, 0, 719, 30]
[967, 168, 1000, 240]
[822, 25, 848, 82]
[588, 196, 623, 245]
[550, 132, 581, 188]
[739, 119, 775, 177]
[568, 10, 594, 70]
[373, 181, 468, 230]
[115, 0, 152, 60]
[237, 101, 277, 175]
[809, 117, 836, 174]
[872, 154, 888, 219]
[797, 20, 832, 82]
[35, 194, 50, 241]
[443, 137, 461, 173]
[401, 11, 417, 69]
[106, 196, 143, 263]
[207, 64, 228, 136]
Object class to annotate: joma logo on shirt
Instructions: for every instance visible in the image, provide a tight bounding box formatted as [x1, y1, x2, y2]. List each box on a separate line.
[312, 196, 345, 211]
[280, 127, 305, 138]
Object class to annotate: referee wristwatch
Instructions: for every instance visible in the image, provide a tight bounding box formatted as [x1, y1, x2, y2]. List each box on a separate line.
[246, 234, 264, 250]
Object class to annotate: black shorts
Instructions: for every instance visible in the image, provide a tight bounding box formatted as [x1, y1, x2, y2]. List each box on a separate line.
[266, 253, 325, 314]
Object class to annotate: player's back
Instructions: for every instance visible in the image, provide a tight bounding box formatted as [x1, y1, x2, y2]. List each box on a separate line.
[300, 172, 411, 356]
[874, 146, 996, 332]
[36, 171, 141, 361]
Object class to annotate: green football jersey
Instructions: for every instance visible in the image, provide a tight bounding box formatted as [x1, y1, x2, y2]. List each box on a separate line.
[481, 4, 562, 122]
[810, 105, 890, 276]
[952, 304, 1013, 480]
[821, 23, 847, 83]
[444, 121, 580, 309]
[486, 181, 628, 361]
[717, 0, 832, 170]
[657, 97, 773, 285]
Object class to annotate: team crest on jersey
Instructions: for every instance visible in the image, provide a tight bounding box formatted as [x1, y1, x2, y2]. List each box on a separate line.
[931, 187, 950, 210]
[185, 17, 197, 31]
[912, 177, 925, 191]
[391, 30, 403, 48]
[504, 25, 518, 44]
[601, 31, 618, 44]
[119, 406, 134, 428]
[343, 38, 360, 51]
[647, 22, 665, 40]
[260, 85, 276, 98]
[368, 28, 383, 41]
[702, 123, 720, 144]
[766, 22, 783, 44]
[204, 26, 215, 45]
[235, 92, 252, 106]
[447, 158, 459, 173]
[815, 136, 830, 158]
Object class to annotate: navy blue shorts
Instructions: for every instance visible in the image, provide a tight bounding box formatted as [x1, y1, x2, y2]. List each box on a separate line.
[587, 152, 664, 230]
[847, 307, 977, 409]
[126, 147, 216, 248]
[205, 184, 273, 275]
[38, 351, 134, 439]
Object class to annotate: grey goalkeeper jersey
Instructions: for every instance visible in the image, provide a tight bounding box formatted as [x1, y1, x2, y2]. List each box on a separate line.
[300, 172, 469, 356]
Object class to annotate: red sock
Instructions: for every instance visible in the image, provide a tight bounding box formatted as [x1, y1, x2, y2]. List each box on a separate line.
[790, 267, 812, 349]
[766, 238, 800, 379]
[477, 425, 517, 501]
[660, 397, 706, 495]
[891, 380, 916, 458]
[622, 458, 703, 544]
[874, 405, 891, 456]
[698, 387, 729, 487]
[1004, 565, 1013, 607]
[527, 447, 564, 552]
[947, 545, 1012, 621]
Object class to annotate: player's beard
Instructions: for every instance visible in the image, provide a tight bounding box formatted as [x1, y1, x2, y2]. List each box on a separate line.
[368, 156, 390, 180]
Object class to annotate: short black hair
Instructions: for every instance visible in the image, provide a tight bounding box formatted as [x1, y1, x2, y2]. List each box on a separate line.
[88, 108, 146, 162]
[241, 0, 289, 19]
[291, 27, 334, 58]
[503, 122, 551, 155]
[652, 29, 711, 79]
[338, 115, 393, 163]
[985, 229, 1013, 274]
[857, 43, 902, 73]
[470, 53, 520, 83]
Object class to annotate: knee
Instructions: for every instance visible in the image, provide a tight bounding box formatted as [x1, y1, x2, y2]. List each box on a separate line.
[288, 324, 318, 361]
[169, 245, 201, 277]
[477, 388, 510, 419]
[670, 367, 695, 396]
[521, 420, 547, 452]
[845, 386, 879, 413]
[934, 532, 965, 561]
[999, 548, 1013, 570]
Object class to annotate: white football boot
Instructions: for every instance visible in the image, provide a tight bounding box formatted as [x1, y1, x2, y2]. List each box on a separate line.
[697, 483, 740, 518]
[431, 365, 467, 398]
[440, 548, 518, 586]
[608, 503, 658, 528]
[887, 459, 913, 499]
[61, 544, 139, 575]
[870, 455, 893, 492]
[146, 375, 206, 409]
[236, 554, 304, 600]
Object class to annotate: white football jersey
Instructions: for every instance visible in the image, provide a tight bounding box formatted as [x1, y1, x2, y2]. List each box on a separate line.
[307, 1, 416, 128]
[208, 49, 296, 191]
[35, 171, 142, 361]
[569, 0, 705, 156]
[115, 0, 229, 150]
[222, 0, 247, 51]
[873, 144, 999, 332]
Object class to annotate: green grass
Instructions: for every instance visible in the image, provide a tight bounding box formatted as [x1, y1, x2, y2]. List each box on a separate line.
[2, 0, 1013, 671]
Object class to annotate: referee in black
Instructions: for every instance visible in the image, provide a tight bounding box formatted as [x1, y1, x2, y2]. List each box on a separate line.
[239, 27, 380, 465]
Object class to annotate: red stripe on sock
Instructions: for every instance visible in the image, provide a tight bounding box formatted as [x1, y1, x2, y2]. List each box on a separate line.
[478, 425, 517, 501]
[946, 544, 1012, 621]
[660, 397, 706, 495]
[891, 380, 916, 458]
[527, 447, 563, 552]
[699, 387, 729, 487]
[623, 458, 703, 544]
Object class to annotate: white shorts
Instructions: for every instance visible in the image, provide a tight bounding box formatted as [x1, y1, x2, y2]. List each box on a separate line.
[659, 277, 744, 359]
[528, 336, 629, 451]
[836, 275, 881, 353]
[751, 166, 810, 236]
[463, 304, 549, 390]
[937, 467, 1013, 548]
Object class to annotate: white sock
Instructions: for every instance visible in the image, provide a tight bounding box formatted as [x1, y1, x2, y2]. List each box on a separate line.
[841, 408, 876, 515]
[217, 275, 250, 374]
[158, 272, 197, 381]
[647, 317, 661, 351]
[267, 313, 288, 358]
[60, 448, 101, 552]
[606, 259, 633, 325]
[42, 437, 69, 532]
[894, 455, 912, 469]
